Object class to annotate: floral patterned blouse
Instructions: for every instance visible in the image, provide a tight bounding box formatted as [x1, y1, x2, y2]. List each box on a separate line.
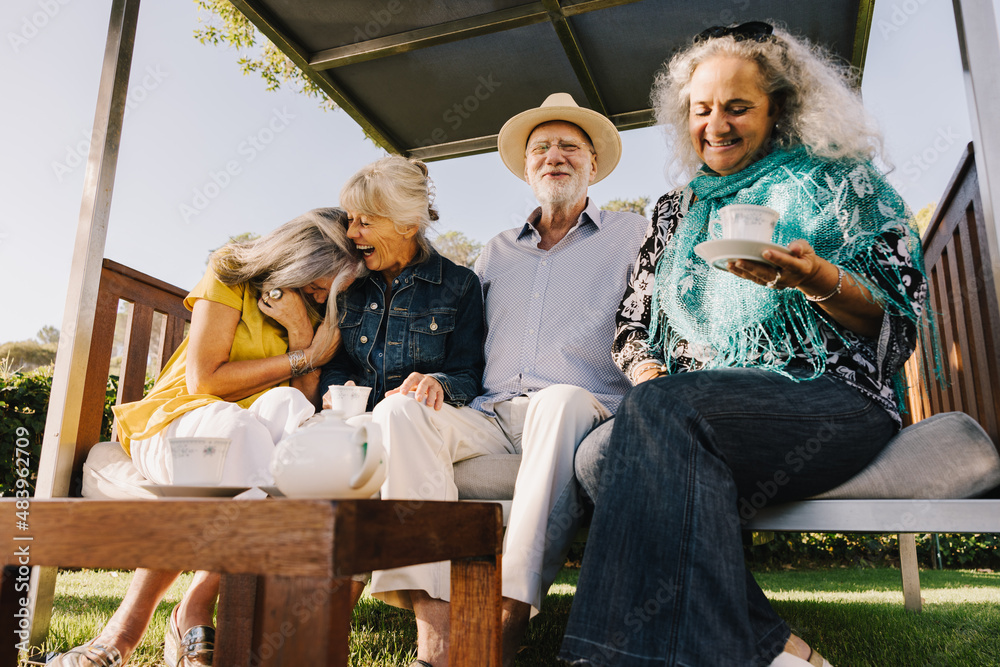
[613, 188, 927, 426]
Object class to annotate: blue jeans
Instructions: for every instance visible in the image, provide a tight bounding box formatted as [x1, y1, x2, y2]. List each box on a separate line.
[560, 369, 896, 666]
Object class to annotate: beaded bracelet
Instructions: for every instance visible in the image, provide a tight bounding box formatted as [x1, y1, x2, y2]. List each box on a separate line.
[805, 266, 845, 303]
[287, 349, 313, 377]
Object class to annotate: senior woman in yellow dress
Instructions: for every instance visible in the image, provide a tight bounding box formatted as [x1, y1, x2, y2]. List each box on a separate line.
[561, 22, 929, 667]
[54, 208, 361, 667]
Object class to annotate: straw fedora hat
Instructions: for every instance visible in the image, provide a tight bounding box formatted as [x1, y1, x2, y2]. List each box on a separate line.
[497, 92, 622, 184]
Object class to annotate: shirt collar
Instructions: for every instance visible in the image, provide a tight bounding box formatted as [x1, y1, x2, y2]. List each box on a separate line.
[516, 197, 601, 242]
[364, 249, 444, 288]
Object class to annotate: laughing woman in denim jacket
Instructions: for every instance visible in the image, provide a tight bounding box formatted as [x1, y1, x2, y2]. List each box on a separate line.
[318, 155, 484, 410]
[318, 156, 510, 663]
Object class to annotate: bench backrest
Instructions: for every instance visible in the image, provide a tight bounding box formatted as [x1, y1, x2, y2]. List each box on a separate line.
[904, 142, 1000, 454]
[72, 259, 190, 476]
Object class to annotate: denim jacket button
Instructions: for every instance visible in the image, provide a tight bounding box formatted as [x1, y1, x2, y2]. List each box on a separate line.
[370, 303, 378, 309]
[360, 335, 369, 343]
[430, 322, 438, 331]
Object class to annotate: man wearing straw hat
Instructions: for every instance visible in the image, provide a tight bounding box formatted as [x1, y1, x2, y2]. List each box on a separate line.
[372, 93, 646, 666]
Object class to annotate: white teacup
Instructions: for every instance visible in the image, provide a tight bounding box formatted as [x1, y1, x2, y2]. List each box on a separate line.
[327, 384, 372, 418]
[167, 437, 230, 485]
[718, 204, 780, 243]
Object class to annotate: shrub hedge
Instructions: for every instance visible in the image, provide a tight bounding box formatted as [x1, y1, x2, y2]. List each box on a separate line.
[0, 366, 117, 496]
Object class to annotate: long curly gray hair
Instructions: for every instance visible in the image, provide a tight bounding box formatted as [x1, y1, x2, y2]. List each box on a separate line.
[210, 207, 364, 325]
[652, 23, 884, 184]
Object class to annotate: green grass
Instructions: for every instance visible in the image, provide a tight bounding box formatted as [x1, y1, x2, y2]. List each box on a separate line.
[28, 567, 1000, 666]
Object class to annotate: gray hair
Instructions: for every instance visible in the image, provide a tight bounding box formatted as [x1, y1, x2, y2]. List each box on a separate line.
[210, 207, 363, 324]
[652, 23, 884, 184]
[340, 155, 439, 264]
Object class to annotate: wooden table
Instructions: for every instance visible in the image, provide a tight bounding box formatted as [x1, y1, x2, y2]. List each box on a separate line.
[0, 498, 502, 666]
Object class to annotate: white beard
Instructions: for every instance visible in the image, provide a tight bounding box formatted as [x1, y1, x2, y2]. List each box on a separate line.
[530, 169, 589, 208]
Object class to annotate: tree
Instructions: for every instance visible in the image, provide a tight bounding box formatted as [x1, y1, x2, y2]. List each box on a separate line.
[433, 231, 483, 269]
[36, 325, 59, 345]
[603, 196, 651, 218]
[194, 0, 337, 111]
[207, 231, 261, 265]
[913, 202, 937, 237]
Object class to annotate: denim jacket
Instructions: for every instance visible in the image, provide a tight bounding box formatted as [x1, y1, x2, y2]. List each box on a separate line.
[319, 251, 484, 410]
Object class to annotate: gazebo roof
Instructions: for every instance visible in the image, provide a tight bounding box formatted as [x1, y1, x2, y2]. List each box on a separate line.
[230, 0, 875, 160]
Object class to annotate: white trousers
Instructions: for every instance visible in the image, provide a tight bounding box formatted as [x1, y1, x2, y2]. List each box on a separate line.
[130, 386, 315, 487]
[369, 384, 609, 612]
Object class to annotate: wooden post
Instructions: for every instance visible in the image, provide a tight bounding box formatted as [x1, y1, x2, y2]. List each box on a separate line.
[30, 0, 141, 646]
[215, 574, 258, 666]
[899, 533, 922, 612]
[450, 555, 502, 667]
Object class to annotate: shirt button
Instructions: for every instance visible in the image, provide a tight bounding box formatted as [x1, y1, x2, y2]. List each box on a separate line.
[541, 260, 547, 266]
[528, 328, 535, 335]
[523, 367, 530, 373]
[532, 293, 540, 298]
[370, 303, 378, 309]
[360, 336, 368, 343]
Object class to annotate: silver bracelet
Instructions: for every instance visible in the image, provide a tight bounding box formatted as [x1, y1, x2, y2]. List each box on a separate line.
[287, 349, 313, 377]
[630, 360, 667, 384]
[804, 266, 845, 303]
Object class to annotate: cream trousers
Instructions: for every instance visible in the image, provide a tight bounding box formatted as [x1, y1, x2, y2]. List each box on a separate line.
[130, 386, 315, 487]
[369, 384, 609, 612]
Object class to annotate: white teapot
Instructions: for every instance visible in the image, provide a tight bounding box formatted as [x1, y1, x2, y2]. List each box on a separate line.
[271, 410, 386, 499]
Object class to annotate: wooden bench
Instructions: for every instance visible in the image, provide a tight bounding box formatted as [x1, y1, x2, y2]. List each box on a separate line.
[22, 260, 504, 666]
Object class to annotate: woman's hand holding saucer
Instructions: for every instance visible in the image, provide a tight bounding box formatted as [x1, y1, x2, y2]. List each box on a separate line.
[727, 239, 828, 293]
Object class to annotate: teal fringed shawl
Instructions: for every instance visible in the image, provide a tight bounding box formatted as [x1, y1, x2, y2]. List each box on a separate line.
[649, 147, 927, 384]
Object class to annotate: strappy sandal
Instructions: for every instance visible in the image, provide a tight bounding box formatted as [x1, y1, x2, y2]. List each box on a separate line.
[163, 604, 214, 667]
[45, 641, 122, 667]
[408, 661, 434, 667]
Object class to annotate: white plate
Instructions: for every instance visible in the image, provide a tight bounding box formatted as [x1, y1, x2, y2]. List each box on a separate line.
[694, 239, 787, 271]
[140, 484, 251, 498]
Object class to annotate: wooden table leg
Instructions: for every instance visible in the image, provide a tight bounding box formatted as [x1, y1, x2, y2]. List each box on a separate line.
[252, 575, 353, 666]
[450, 555, 501, 667]
[215, 574, 257, 666]
[0, 566, 22, 667]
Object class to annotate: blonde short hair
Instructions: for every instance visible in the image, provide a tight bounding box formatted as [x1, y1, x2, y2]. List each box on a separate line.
[340, 155, 439, 263]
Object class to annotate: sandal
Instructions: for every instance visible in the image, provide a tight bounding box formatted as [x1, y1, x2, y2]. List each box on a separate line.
[163, 604, 214, 667]
[408, 662, 434, 667]
[45, 641, 122, 667]
[770, 649, 834, 667]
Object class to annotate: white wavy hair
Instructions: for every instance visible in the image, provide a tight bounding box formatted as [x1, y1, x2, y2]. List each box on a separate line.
[652, 23, 885, 184]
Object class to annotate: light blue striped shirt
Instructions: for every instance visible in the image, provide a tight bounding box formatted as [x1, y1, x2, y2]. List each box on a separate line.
[472, 199, 648, 415]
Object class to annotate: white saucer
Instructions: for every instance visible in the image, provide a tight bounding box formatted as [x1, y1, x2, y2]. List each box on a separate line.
[140, 484, 251, 498]
[260, 486, 285, 498]
[694, 239, 787, 271]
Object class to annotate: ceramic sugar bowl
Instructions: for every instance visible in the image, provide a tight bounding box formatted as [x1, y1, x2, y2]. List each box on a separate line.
[270, 411, 385, 499]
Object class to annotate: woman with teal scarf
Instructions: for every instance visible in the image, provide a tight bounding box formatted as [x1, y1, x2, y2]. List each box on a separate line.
[561, 22, 929, 667]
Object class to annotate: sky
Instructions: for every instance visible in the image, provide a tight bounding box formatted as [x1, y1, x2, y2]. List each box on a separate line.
[0, 0, 980, 343]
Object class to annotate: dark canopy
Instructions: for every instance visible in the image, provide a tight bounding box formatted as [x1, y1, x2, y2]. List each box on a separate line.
[231, 1, 873, 160]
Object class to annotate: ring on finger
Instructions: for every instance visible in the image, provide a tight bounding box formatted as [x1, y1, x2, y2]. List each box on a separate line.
[766, 270, 783, 290]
